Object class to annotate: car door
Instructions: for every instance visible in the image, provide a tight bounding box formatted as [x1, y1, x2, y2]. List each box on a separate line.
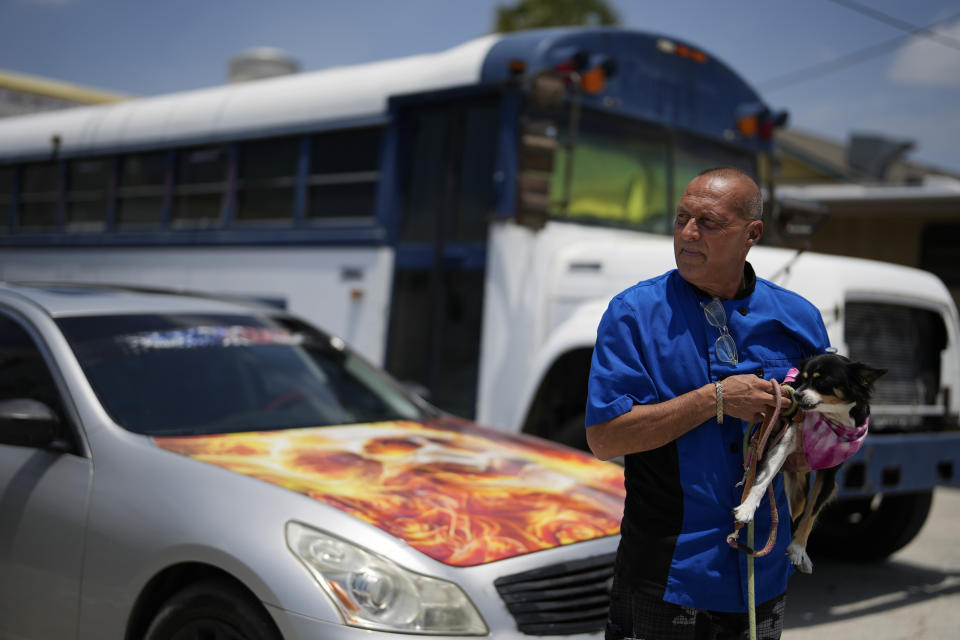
[0, 309, 92, 639]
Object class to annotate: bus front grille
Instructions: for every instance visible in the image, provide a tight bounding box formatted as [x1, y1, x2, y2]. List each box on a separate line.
[494, 552, 615, 636]
[844, 301, 948, 431]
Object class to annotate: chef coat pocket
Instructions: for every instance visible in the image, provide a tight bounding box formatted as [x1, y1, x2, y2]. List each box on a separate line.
[761, 357, 803, 383]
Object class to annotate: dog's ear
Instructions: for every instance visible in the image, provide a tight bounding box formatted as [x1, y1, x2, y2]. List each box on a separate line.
[854, 363, 887, 387]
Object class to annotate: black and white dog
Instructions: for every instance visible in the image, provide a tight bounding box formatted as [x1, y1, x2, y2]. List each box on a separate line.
[732, 353, 886, 573]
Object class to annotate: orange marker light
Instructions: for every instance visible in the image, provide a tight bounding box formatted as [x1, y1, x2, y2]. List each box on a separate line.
[581, 66, 606, 94]
[737, 115, 759, 138]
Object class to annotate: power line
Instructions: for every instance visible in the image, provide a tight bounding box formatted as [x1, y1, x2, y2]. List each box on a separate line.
[757, 9, 960, 93]
[828, 0, 960, 52]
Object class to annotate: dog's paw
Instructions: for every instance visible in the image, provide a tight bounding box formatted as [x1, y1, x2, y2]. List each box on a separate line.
[733, 502, 756, 524]
[787, 542, 813, 574]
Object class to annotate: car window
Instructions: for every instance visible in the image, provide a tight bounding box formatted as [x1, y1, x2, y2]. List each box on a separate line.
[56, 313, 428, 436]
[0, 313, 69, 427]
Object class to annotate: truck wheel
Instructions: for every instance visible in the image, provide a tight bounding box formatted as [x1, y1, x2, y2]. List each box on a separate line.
[145, 577, 282, 640]
[808, 490, 933, 562]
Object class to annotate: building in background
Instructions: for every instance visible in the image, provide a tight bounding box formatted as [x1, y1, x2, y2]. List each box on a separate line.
[228, 47, 300, 83]
[0, 69, 128, 118]
[773, 128, 960, 309]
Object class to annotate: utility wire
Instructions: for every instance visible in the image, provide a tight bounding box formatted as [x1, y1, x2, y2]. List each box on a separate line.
[828, 0, 960, 52]
[757, 9, 960, 92]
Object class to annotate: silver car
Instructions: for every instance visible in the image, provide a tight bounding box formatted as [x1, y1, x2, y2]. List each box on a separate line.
[0, 283, 624, 639]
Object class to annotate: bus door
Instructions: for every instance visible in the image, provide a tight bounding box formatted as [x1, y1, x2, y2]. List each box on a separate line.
[385, 96, 501, 419]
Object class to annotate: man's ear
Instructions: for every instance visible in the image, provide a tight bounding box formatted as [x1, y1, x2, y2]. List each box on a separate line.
[746, 220, 763, 245]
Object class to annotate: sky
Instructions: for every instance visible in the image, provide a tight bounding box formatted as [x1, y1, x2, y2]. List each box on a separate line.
[2, 0, 959, 174]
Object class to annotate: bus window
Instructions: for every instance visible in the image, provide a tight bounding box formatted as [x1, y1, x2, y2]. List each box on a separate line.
[236, 136, 299, 223]
[66, 158, 109, 230]
[672, 134, 757, 210]
[386, 268, 486, 420]
[400, 111, 447, 243]
[308, 128, 381, 220]
[173, 146, 227, 226]
[18, 162, 60, 230]
[452, 101, 499, 243]
[0, 166, 12, 228]
[398, 99, 498, 244]
[550, 113, 670, 234]
[117, 152, 167, 228]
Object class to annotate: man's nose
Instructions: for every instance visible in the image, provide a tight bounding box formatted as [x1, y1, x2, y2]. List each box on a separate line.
[678, 217, 699, 239]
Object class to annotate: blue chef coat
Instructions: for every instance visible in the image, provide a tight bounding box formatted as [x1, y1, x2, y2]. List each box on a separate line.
[586, 265, 830, 611]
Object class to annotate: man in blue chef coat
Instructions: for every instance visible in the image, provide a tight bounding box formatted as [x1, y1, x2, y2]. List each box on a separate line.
[586, 167, 829, 639]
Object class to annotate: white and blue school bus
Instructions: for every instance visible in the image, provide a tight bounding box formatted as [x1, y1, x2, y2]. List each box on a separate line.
[1, 27, 958, 559]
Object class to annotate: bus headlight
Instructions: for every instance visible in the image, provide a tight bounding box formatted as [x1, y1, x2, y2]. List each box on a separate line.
[286, 521, 488, 635]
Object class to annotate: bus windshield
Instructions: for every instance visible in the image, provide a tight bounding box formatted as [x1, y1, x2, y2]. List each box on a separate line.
[542, 109, 758, 235]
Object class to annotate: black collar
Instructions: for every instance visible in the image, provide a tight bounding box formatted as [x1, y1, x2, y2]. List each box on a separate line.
[688, 262, 757, 300]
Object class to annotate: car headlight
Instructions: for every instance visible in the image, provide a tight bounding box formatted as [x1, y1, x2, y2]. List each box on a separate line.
[286, 521, 488, 635]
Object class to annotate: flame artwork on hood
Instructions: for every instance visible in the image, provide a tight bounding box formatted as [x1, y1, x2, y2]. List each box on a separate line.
[155, 419, 624, 566]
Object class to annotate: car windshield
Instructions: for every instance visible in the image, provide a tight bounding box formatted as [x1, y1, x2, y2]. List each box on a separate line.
[56, 313, 430, 436]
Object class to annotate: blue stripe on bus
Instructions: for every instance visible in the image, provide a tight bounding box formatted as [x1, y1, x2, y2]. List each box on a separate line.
[0, 226, 388, 247]
[395, 245, 488, 270]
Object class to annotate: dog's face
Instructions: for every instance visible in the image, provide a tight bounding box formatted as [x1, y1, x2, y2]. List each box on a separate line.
[792, 354, 887, 427]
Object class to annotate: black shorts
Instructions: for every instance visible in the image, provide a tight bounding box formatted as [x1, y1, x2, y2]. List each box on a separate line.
[605, 581, 786, 640]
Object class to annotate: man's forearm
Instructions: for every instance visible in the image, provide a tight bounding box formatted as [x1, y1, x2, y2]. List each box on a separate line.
[586, 383, 717, 460]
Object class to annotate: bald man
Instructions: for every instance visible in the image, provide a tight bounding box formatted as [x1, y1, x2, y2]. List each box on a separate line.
[586, 168, 830, 639]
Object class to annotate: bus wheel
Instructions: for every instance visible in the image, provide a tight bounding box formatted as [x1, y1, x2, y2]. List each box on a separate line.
[808, 490, 933, 562]
[555, 412, 590, 452]
[144, 578, 282, 640]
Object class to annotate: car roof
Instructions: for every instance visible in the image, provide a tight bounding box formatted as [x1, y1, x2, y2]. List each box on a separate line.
[0, 282, 282, 318]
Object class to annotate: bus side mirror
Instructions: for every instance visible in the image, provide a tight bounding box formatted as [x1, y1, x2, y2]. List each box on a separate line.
[0, 398, 62, 449]
[515, 117, 558, 230]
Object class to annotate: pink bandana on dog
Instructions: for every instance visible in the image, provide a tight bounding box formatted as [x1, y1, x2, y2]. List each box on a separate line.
[784, 367, 868, 471]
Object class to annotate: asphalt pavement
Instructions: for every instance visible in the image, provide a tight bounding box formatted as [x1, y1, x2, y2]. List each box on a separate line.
[782, 486, 960, 639]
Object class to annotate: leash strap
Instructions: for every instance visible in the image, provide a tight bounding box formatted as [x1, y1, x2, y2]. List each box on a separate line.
[746, 424, 757, 640]
[733, 380, 801, 640]
[726, 379, 794, 557]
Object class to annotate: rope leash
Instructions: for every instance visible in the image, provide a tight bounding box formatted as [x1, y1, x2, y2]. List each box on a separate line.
[745, 425, 756, 640]
[726, 379, 800, 556]
[727, 379, 802, 640]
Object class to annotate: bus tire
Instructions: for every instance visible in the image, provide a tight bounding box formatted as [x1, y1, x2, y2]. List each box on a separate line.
[555, 411, 589, 452]
[521, 349, 593, 451]
[807, 490, 933, 562]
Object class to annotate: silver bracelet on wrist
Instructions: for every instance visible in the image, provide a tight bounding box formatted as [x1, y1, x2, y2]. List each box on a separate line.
[715, 380, 724, 424]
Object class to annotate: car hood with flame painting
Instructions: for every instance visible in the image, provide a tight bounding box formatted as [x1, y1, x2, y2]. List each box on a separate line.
[154, 418, 624, 567]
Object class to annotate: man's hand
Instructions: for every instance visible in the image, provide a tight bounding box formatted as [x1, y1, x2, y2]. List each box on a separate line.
[721, 374, 777, 424]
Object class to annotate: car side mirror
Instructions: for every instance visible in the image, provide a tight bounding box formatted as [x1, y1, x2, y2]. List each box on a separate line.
[0, 398, 63, 449]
